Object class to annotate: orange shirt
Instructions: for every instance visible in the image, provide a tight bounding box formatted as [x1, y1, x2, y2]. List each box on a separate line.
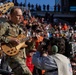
[23, 20, 28, 25]
[36, 36, 44, 43]
[35, 36, 44, 49]
[62, 25, 68, 30]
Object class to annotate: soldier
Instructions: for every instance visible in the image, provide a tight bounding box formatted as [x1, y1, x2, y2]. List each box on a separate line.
[0, 7, 32, 75]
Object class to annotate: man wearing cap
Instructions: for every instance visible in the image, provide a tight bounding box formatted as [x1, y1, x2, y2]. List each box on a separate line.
[32, 41, 73, 75]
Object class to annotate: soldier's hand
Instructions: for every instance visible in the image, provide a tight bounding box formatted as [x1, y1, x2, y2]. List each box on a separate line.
[9, 38, 20, 45]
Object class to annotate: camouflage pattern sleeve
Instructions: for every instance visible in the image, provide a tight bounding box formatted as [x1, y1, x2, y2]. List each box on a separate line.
[0, 22, 10, 43]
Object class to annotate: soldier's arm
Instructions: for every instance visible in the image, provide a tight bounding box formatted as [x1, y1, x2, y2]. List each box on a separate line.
[0, 23, 10, 43]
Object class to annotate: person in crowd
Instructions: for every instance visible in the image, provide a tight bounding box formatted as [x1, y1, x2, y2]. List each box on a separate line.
[73, 21, 76, 30]
[62, 23, 68, 31]
[71, 55, 76, 75]
[26, 49, 36, 74]
[0, 7, 32, 75]
[32, 38, 73, 75]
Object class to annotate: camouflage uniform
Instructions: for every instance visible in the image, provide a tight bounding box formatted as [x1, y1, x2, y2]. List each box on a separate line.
[0, 21, 32, 75]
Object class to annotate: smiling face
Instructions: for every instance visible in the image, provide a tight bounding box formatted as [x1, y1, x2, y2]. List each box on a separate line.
[10, 8, 23, 24]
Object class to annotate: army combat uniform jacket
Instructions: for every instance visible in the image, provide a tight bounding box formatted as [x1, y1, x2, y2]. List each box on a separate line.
[0, 21, 32, 75]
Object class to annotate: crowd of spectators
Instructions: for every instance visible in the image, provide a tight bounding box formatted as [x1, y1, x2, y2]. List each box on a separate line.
[0, 4, 76, 75]
[2, 1, 61, 12]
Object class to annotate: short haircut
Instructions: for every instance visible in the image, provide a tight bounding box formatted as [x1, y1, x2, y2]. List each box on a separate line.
[10, 7, 21, 15]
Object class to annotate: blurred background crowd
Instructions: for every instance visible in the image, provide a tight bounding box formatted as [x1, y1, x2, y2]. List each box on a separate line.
[0, 0, 76, 75]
